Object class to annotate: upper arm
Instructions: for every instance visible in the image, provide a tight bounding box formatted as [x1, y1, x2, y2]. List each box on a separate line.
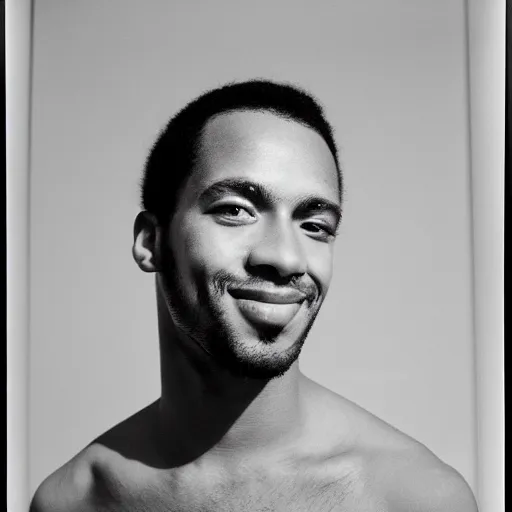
[30, 478, 67, 512]
[389, 463, 479, 512]
[30, 482, 60, 512]
[423, 469, 478, 512]
[29, 455, 96, 512]
[436, 476, 478, 512]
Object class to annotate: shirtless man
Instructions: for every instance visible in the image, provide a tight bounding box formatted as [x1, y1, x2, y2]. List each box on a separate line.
[30, 80, 478, 511]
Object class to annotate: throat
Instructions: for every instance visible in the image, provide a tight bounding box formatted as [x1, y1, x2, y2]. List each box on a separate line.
[157, 356, 304, 466]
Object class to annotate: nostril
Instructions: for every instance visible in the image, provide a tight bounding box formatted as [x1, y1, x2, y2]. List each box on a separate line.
[246, 221, 308, 278]
[245, 264, 304, 285]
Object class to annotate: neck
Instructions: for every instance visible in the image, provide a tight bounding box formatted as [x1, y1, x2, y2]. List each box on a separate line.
[156, 292, 305, 467]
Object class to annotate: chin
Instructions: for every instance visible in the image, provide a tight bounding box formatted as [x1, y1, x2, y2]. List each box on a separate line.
[196, 295, 320, 379]
[204, 317, 314, 380]
[215, 348, 300, 380]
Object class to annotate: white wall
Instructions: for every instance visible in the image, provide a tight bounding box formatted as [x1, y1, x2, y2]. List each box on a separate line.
[29, 0, 477, 497]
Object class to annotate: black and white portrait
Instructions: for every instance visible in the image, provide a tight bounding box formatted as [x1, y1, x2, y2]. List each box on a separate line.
[6, 1, 506, 511]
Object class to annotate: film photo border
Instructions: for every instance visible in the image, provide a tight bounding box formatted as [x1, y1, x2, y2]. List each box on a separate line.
[6, 1, 505, 510]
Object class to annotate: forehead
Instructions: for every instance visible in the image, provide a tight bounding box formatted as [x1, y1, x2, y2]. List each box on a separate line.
[186, 110, 340, 204]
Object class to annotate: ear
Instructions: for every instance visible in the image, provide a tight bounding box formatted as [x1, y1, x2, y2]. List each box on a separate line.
[132, 211, 162, 272]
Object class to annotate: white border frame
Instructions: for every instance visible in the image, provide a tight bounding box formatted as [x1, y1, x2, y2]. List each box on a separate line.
[6, 1, 505, 510]
[467, 0, 505, 510]
[7, 0, 32, 511]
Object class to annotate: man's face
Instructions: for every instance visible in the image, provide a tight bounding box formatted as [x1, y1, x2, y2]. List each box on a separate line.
[159, 110, 341, 379]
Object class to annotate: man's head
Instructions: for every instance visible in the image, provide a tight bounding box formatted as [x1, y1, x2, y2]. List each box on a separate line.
[140, 80, 342, 224]
[134, 80, 342, 379]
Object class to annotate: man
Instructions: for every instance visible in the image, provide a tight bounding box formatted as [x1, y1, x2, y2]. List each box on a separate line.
[31, 80, 478, 511]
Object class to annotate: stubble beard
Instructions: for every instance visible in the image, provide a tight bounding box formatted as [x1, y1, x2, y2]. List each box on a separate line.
[159, 245, 321, 380]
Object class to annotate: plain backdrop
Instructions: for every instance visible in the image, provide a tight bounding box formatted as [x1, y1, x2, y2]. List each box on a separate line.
[29, 0, 477, 497]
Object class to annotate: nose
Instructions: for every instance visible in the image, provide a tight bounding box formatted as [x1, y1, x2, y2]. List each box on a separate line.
[246, 218, 307, 279]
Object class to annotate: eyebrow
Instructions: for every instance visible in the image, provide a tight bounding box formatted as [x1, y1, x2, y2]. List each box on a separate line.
[199, 178, 342, 225]
[198, 179, 273, 207]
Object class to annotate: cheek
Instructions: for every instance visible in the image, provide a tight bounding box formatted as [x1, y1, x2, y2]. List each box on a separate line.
[304, 242, 334, 293]
[170, 214, 245, 280]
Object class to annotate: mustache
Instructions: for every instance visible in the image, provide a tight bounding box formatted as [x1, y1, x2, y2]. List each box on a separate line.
[211, 270, 319, 302]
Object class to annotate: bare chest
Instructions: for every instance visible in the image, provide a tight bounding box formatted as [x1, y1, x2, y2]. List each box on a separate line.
[183, 471, 386, 512]
[90, 461, 388, 512]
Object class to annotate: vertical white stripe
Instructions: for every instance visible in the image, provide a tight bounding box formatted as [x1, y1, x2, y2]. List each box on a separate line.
[467, 0, 505, 510]
[6, 0, 32, 510]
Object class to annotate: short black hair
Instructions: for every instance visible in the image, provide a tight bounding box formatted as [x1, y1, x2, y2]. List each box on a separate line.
[140, 79, 342, 224]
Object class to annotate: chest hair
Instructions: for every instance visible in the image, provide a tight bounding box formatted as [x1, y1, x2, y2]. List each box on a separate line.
[89, 460, 388, 512]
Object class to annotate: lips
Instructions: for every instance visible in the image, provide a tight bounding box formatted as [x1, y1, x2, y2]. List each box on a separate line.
[229, 287, 307, 304]
[229, 287, 307, 329]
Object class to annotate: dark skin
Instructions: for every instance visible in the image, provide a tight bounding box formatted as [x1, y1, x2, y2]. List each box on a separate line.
[30, 111, 478, 511]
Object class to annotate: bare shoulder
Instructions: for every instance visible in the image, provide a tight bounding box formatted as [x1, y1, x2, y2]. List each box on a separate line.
[373, 445, 478, 512]
[29, 444, 107, 512]
[30, 401, 160, 512]
[301, 377, 478, 511]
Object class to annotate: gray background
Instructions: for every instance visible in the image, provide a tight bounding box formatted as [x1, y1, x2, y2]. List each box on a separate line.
[29, 0, 476, 496]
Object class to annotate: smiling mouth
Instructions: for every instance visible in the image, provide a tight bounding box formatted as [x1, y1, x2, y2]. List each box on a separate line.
[229, 287, 307, 304]
[228, 287, 307, 330]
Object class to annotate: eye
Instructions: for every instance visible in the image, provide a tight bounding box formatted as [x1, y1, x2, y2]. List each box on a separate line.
[211, 205, 251, 217]
[208, 203, 256, 225]
[301, 222, 336, 241]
